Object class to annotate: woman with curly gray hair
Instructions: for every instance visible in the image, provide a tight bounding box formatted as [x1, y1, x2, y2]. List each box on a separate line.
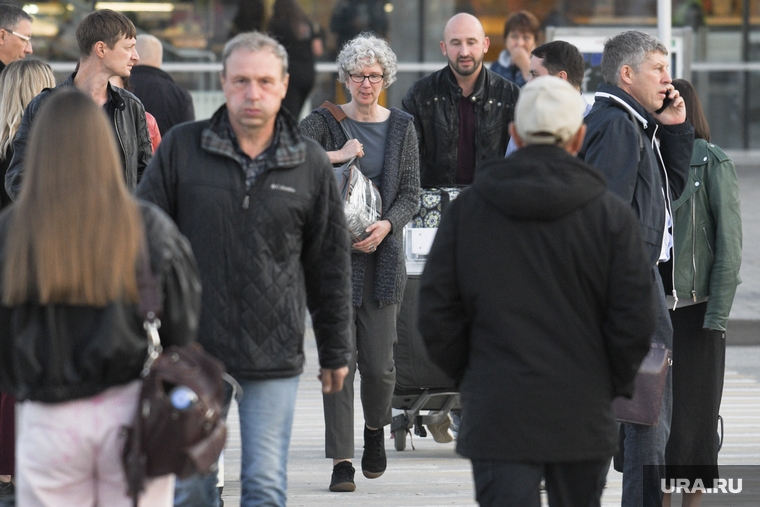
[300, 33, 420, 493]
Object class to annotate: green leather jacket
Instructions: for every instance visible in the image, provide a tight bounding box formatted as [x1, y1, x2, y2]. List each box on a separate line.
[669, 138, 742, 331]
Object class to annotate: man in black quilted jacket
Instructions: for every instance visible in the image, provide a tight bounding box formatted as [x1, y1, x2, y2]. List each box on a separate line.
[137, 32, 352, 507]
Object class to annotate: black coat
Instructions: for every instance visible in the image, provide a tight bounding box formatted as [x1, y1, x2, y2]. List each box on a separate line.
[418, 145, 655, 462]
[130, 65, 195, 136]
[137, 106, 353, 380]
[0, 202, 202, 402]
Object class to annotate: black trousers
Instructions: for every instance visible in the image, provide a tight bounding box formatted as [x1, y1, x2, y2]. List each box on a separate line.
[471, 459, 609, 507]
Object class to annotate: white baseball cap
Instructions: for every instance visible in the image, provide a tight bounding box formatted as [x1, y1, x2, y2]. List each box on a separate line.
[514, 75, 586, 146]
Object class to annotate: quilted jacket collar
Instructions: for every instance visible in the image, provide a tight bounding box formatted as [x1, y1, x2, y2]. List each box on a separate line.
[201, 104, 307, 169]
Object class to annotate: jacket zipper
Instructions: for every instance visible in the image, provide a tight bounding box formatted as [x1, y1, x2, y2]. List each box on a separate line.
[651, 124, 678, 310]
[113, 109, 126, 170]
[242, 195, 250, 209]
[691, 196, 697, 301]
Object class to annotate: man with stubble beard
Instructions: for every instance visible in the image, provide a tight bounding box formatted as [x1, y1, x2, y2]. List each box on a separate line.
[402, 13, 519, 187]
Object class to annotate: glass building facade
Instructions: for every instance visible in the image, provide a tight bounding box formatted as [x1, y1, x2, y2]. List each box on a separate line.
[17, 0, 760, 149]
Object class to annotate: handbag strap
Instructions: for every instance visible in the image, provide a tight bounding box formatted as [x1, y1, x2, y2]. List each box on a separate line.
[136, 240, 163, 377]
[320, 100, 355, 144]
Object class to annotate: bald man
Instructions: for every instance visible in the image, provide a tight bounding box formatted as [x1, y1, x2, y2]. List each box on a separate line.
[129, 34, 194, 135]
[0, 4, 33, 72]
[402, 13, 519, 187]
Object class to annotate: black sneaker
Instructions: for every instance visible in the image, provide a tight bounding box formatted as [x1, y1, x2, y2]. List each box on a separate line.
[329, 461, 356, 492]
[361, 426, 386, 479]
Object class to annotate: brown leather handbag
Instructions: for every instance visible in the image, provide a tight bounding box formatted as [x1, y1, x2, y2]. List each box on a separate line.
[122, 245, 229, 506]
[612, 343, 672, 426]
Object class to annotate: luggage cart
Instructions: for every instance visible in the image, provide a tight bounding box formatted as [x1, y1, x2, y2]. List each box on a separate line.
[391, 222, 461, 451]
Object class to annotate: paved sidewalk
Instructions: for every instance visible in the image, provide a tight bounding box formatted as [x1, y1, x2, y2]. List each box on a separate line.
[218, 335, 760, 507]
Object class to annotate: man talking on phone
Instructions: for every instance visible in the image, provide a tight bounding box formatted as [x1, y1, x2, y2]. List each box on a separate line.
[578, 30, 694, 507]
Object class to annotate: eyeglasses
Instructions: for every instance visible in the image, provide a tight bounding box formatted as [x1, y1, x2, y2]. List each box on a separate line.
[349, 74, 384, 84]
[8, 31, 31, 44]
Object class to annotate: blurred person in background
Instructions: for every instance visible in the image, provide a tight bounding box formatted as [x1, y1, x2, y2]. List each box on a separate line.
[0, 4, 32, 73]
[661, 78, 742, 507]
[229, 0, 265, 37]
[267, 0, 323, 120]
[300, 33, 420, 493]
[4, 9, 152, 200]
[490, 10, 540, 88]
[0, 88, 201, 507]
[0, 59, 55, 505]
[130, 34, 195, 137]
[330, 0, 387, 56]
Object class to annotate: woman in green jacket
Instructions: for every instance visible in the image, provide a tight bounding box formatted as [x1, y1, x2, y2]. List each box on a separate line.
[661, 79, 742, 507]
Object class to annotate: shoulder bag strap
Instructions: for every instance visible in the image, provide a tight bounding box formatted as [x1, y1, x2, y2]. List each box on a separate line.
[136, 239, 163, 377]
[319, 100, 355, 144]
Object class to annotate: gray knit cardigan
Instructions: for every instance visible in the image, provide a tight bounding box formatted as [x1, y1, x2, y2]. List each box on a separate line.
[300, 107, 420, 307]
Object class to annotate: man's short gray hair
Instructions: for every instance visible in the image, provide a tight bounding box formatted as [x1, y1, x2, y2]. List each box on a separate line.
[600, 30, 668, 85]
[222, 31, 288, 77]
[0, 4, 32, 32]
[336, 33, 397, 89]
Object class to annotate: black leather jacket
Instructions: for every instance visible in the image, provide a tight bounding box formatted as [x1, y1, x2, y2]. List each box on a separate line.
[0, 202, 202, 402]
[401, 65, 519, 187]
[4, 73, 152, 200]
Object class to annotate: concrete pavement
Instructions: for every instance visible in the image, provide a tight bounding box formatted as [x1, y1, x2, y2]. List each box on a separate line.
[217, 337, 760, 507]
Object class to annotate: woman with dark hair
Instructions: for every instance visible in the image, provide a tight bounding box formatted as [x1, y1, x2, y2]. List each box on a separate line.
[0, 88, 201, 507]
[490, 10, 541, 87]
[268, 0, 323, 119]
[661, 78, 742, 507]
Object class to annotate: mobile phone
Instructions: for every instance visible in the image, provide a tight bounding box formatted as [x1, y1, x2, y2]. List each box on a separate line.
[655, 92, 673, 114]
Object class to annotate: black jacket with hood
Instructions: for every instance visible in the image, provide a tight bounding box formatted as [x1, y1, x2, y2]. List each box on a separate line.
[418, 145, 655, 462]
[5, 73, 152, 200]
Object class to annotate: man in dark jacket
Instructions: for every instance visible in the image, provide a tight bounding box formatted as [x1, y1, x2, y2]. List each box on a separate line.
[578, 30, 694, 507]
[131, 34, 195, 136]
[401, 13, 519, 187]
[137, 32, 352, 507]
[418, 76, 655, 507]
[4, 9, 151, 199]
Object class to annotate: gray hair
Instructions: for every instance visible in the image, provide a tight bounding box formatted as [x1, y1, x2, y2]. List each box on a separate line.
[336, 33, 397, 89]
[222, 31, 289, 76]
[0, 4, 32, 32]
[600, 30, 668, 85]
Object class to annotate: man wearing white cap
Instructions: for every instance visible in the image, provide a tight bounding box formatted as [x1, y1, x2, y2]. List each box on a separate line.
[417, 76, 656, 507]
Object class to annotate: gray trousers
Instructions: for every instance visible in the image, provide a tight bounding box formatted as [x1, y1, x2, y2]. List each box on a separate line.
[322, 252, 399, 459]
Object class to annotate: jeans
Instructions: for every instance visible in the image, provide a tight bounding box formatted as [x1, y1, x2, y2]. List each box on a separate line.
[174, 376, 300, 507]
[471, 459, 609, 507]
[615, 267, 673, 507]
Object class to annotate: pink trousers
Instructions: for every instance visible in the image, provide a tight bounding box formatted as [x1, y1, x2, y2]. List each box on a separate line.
[16, 380, 174, 507]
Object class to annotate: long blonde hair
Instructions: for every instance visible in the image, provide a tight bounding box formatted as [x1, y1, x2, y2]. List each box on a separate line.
[0, 59, 56, 156]
[2, 88, 143, 306]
